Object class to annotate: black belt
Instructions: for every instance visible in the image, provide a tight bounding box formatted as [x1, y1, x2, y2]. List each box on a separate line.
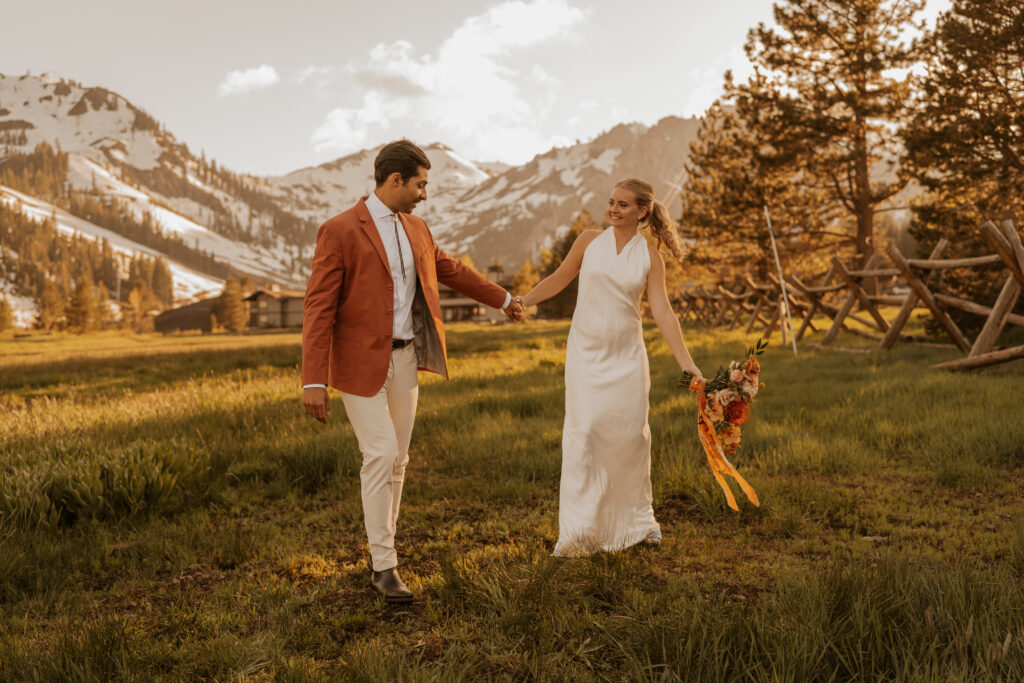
[391, 338, 413, 349]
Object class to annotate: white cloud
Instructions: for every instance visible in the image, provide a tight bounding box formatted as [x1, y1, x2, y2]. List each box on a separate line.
[681, 44, 754, 118]
[310, 0, 587, 162]
[218, 65, 280, 96]
[296, 65, 334, 84]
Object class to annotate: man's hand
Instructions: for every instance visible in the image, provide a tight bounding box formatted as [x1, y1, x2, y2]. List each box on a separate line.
[503, 298, 526, 322]
[303, 387, 330, 423]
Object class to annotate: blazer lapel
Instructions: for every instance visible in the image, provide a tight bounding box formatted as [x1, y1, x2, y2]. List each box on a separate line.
[356, 198, 392, 280]
[398, 213, 428, 270]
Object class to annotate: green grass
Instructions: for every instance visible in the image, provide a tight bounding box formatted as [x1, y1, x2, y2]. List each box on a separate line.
[0, 321, 1022, 680]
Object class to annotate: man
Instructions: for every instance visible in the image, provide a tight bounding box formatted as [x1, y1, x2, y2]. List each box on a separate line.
[302, 139, 524, 603]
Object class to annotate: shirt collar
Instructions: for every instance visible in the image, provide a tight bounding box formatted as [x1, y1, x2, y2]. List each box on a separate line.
[365, 191, 396, 221]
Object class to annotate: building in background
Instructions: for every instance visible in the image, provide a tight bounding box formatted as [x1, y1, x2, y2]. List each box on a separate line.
[244, 286, 304, 329]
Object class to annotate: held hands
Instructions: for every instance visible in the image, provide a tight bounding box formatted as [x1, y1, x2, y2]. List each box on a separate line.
[303, 387, 330, 423]
[503, 297, 526, 322]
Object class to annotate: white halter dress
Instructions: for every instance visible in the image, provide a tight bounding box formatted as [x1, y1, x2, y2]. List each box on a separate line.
[553, 228, 660, 556]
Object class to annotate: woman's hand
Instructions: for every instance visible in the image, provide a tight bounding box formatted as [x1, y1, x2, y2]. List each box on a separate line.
[686, 367, 705, 392]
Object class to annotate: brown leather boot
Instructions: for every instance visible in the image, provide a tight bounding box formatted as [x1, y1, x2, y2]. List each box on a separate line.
[370, 567, 414, 603]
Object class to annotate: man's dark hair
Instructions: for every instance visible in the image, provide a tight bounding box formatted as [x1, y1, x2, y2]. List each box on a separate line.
[374, 140, 431, 186]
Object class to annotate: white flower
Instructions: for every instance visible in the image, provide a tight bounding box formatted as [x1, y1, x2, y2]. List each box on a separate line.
[717, 388, 739, 406]
[742, 379, 759, 399]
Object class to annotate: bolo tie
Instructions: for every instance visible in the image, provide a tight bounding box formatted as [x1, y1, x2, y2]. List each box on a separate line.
[390, 214, 407, 283]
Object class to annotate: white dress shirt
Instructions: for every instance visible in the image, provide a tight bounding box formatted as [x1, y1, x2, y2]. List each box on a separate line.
[365, 191, 418, 341]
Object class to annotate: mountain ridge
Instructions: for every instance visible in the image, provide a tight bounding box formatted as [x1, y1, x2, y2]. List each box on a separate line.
[0, 71, 701, 325]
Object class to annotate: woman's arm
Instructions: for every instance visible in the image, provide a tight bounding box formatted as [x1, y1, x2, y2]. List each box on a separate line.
[646, 244, 703, 381]
[519, 230, 601, 308]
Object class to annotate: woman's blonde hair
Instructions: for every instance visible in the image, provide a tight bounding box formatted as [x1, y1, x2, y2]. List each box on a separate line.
[615, 177, 684, 264]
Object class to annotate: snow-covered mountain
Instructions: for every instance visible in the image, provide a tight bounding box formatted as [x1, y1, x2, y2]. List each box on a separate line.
[0, 185, 223, 298]
[1, 72, 703, 327]
[266, 142, 497, 232]
[267, 117, 702, 268]
[0, 72, 312, 291]
[437, 117, 702, 267]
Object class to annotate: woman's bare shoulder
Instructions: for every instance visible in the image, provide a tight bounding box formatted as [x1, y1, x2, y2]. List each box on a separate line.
[646, 240, 665, 265]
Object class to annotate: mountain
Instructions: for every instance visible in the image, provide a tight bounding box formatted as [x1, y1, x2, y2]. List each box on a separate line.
[265, 142, 498, 232]
[266, 117, 702, 269]
[0, 72, 312, 294]
[1, 72, 703, 327]
[435, 117, 701, 268]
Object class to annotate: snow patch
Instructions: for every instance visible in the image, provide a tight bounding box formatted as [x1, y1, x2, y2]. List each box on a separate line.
[0, 277, 36, 328]
[560, 167, 581, 187]
[591, 148, 620, 174]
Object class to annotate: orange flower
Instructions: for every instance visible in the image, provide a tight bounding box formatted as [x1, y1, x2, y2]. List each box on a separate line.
[720, 424, 742, 445]
[743, 355, 760, 376]
[724, 400, 751, 426]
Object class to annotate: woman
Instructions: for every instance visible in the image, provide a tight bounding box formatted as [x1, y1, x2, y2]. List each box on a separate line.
[518, 178, 703, 556]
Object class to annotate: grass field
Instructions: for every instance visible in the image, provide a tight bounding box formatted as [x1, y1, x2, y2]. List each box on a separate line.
[0, 320, 1022, 680]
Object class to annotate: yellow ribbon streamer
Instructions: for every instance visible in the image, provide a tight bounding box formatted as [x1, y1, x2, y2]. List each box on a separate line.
[690, 378, 760, 511]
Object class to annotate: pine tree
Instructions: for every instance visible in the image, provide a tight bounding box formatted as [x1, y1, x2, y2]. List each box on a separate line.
[67, 273, 99, 333]
[0, 294, 13, 332]
[126, 280, 157, 333]
[36, 281, 66, 332]
[682, 93, 840, 284]
[151, 257, 174, 307]
[902, 0, 1024, 332]
[95, 282, 115, 329]
[538, 210, 599, 318]
[904, 0, 1023, 240]
[742, 0, 924, 263]
[215, 277, 247, 333]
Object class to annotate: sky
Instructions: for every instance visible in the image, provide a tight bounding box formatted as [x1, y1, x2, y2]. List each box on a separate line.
[1, 0, 950, 177]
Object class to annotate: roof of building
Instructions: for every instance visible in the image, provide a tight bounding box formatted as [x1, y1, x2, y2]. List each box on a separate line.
[243, 288, 306, 301]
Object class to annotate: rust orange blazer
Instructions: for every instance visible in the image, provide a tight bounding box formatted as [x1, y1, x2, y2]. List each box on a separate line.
[302, 197, 508, 397]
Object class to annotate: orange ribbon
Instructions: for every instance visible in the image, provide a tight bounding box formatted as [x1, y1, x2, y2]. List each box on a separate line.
[690, 378, 760, 511]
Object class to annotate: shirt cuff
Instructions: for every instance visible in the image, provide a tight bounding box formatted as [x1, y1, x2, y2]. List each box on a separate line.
[303, 384, 328, 389]
[501, 292, 512, 309]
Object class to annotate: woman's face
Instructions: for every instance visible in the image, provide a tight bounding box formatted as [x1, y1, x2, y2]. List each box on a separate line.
[607, 187, 646, 229]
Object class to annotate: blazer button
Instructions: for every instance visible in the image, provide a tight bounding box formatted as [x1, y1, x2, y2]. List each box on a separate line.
[387, 284, 394, 290]
[387, 309, 394, 315]
[385, 333, 392, 340]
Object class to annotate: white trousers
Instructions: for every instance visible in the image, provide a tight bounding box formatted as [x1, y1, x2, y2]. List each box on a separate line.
[340, 345, 419, 571]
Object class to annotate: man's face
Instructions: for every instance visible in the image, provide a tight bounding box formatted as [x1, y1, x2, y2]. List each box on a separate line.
[397, 166, 429, 213]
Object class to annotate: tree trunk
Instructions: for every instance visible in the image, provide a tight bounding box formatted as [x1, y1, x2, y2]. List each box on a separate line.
[853, 111, 875, 292]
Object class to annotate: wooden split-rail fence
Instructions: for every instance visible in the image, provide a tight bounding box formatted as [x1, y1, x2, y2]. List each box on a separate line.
[674, 220, 1024, 371]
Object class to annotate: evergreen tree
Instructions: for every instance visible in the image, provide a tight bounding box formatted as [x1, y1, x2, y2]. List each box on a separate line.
[538, 210, 599, 318]
[902, 0, 1024, 332]
[67, 273, 99, 333]
[126, 280, 158, 333]
[741, 0, 924, 263]
[151, 257, 174, 307]
[35, 281, 66, 332]
[682, 93, 840, 284]
[95, 282, 116, 329]
[0, 294, 13, 332]
[215, 277, 247, 333]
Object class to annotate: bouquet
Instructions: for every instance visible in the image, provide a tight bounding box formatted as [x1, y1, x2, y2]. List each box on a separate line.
[679, 339, 767, 511]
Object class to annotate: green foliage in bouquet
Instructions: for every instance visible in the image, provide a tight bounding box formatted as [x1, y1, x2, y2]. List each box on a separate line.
[679, 338, 768, 392]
